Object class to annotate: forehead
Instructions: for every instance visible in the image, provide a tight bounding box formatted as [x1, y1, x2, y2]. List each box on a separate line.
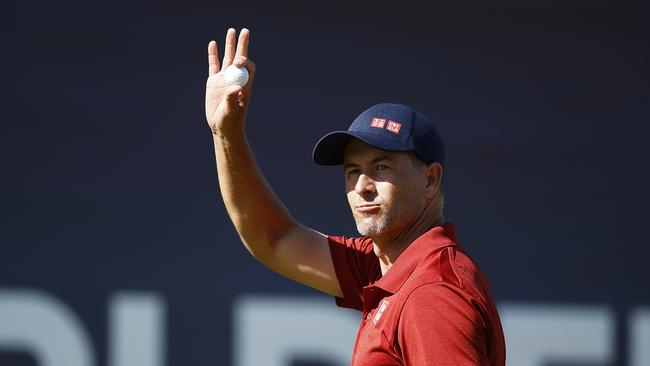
[343, 138, 407, 165]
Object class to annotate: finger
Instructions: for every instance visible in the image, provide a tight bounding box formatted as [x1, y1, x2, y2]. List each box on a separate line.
[223, 85, 244, 106]
[231, 57, 255, 79]
[235, 28, 250, 59]
[244, 59, 256, 75]
[207, 40, 220, 76]
[205, 71, 227, 89]
[241, 59, 256, 93]
[237, 89, 245, 106]
[237, 88, 246, 108]
[223, 85, 243, 98]
[232, 56, 248, 68]
[222, 28, 237, 68]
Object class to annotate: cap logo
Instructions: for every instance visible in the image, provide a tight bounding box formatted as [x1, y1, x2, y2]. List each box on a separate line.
[370, 117, 386, 129]
[386, 120, 402, 134]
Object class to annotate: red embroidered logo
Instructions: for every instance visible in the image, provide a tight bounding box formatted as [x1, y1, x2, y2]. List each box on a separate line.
[386, 120, 402, 134]
[370, 117, 386, 129]
[372, 299, 390, 325]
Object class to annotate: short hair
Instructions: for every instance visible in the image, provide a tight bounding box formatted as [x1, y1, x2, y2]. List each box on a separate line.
[407, 151, 445, 201]
[407, 151, 427, 168]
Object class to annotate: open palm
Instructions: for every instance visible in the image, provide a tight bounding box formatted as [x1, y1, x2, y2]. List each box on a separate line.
[205, 28, 256, 133]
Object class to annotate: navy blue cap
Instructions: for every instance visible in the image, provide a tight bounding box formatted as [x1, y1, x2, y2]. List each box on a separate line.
[312, 103, 445, 167]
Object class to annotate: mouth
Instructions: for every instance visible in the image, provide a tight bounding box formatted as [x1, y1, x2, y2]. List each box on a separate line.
[355, 204, 381, 213]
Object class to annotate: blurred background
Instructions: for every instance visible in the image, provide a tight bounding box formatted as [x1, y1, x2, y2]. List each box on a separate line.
[2, 0, 649, 365]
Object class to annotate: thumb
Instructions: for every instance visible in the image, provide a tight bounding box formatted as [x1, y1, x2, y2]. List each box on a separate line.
[223, 85, 244, 108]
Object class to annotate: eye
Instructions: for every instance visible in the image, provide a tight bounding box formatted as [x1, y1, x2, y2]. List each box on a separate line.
[346, 168, 361, 178]
[375, 164, 389, 171]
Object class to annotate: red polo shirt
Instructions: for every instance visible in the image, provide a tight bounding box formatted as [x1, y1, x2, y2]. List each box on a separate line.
[328, 223, 506, 366]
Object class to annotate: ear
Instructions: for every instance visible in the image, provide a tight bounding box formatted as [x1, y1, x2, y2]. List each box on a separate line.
[423, 162, 443, 199]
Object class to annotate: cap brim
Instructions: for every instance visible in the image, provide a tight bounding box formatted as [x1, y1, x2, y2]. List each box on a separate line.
[312, 131, 411, 165]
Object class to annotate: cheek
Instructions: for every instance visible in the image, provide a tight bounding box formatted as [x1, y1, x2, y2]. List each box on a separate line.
[375, 182, 396, 204]
[379, 180, 420, 210]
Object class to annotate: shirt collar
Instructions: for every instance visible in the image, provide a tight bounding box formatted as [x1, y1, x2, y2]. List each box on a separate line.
[371, 223, 457, 295]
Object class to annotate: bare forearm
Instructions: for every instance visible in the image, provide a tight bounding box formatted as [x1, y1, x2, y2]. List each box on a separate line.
[212, 129, 295, 258]
[203, 29, 342, 298]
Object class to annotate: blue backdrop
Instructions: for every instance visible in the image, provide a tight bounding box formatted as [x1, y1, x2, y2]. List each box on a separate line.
[2, 1, 649, 365]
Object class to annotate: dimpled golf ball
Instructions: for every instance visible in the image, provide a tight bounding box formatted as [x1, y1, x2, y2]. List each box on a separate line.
[223, 65, 249, 86]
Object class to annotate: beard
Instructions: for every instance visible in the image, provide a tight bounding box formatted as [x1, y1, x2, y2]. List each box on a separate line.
[355, 212, 391, 237]
[353, 202, 415, 238]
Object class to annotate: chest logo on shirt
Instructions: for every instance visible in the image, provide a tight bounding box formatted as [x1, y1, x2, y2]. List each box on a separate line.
[372, 299, 390, 325]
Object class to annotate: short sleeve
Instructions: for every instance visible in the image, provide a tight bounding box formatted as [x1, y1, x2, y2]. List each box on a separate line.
[397, 283, 490, 366]
[327, 235, 381, 311]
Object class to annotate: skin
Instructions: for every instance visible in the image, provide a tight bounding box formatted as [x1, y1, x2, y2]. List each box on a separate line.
[205, 28, 444, 298]
[343, 139, 444, 273]
[206, 28, 342, 298]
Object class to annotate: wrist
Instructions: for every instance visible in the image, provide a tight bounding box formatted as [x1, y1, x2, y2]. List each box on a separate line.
[210, 123, 246, 141]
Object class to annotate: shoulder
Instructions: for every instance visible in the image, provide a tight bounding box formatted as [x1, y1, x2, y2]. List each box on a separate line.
[408, 244, 493, 306]
[400, 282, 485, 322]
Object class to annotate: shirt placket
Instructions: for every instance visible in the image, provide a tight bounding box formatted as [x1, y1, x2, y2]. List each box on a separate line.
[351, 286, 384, 365]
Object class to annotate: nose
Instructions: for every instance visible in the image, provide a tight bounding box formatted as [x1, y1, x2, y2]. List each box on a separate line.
[355, 173, 376, 196]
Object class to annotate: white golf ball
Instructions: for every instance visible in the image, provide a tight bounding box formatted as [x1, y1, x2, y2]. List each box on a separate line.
[223, 65, 249, 86]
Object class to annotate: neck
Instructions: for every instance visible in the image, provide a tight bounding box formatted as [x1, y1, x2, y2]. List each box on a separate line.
[371, 209, 444, 275]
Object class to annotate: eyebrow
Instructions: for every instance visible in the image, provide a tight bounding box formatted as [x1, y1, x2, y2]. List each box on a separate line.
[343, 155, 394, 169]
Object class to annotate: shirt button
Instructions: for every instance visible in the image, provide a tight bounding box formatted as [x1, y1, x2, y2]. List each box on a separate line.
[366, 313, 372, 320]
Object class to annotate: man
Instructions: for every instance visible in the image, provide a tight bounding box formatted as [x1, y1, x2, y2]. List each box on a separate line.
[205, 28, 506, 365]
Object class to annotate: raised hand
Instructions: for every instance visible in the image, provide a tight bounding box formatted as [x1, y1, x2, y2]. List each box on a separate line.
[205, 28, 256, 134]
